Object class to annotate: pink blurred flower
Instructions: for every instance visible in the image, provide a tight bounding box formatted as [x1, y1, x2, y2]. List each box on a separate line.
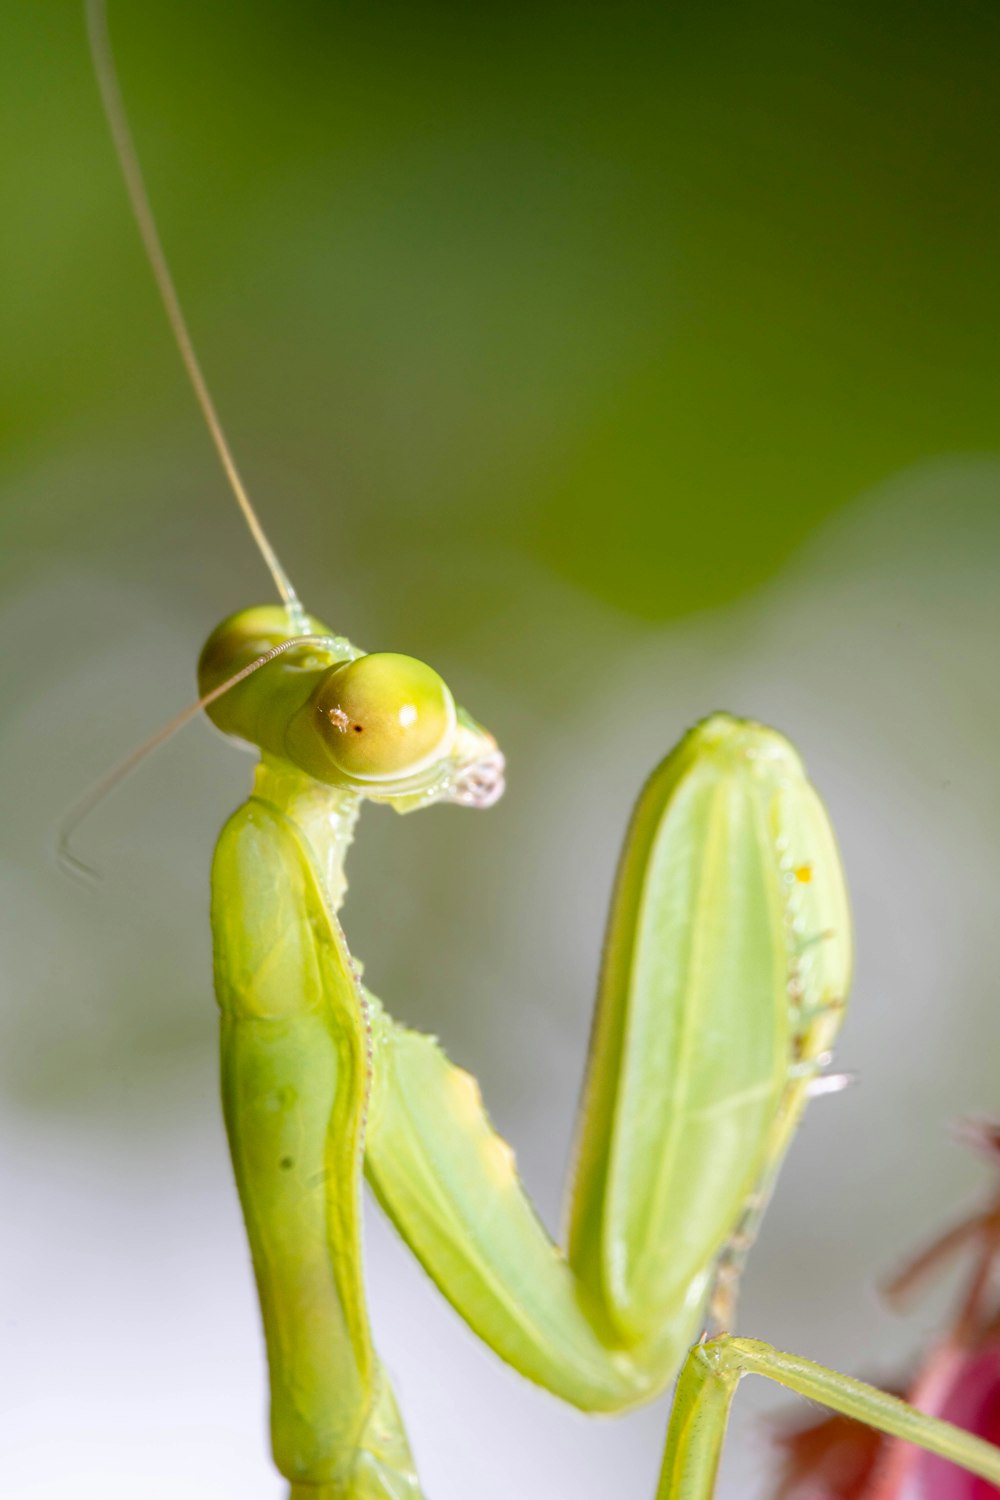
[913, 1344, 1000, 1498]
[773, 1400, 899, 1499]
[771, 1118, 1000, 1500]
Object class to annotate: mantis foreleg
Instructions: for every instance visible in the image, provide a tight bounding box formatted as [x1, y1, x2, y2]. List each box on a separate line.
[363, 715, 851, 1407]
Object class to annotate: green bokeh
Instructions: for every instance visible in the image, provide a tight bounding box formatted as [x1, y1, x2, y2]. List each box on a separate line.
[5, 0, 999, 623]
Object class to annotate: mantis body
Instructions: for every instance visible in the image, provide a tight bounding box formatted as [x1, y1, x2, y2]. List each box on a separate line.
[80, 4, 1000, 1495]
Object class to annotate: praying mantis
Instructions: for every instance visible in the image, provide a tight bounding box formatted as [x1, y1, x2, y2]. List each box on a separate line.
[74, 3, 1000, 1496]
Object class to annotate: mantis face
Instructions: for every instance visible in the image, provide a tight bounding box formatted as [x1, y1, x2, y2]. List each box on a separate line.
[197, 604, 505, 811]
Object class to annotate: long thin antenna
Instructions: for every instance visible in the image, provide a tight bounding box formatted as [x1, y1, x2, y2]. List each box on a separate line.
[59, 634, 340, 879]
[85, 0, 306, 630]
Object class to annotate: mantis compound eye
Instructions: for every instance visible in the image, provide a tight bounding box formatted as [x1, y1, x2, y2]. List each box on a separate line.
[314, 652, 457, 782]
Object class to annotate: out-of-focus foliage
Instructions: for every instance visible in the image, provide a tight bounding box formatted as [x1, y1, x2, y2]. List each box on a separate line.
[4, 1, 1000, 624]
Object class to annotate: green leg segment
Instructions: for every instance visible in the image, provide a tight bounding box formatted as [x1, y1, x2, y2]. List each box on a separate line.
[364, 720, 854, 1410]
[656, 1336, 1000, 1499]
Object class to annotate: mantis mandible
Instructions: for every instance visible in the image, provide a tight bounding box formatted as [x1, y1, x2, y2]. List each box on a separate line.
[76, 4, 1000, 1496]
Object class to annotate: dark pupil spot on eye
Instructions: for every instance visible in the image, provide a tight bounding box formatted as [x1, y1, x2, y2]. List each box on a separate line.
[279, 1156, 294, 1170]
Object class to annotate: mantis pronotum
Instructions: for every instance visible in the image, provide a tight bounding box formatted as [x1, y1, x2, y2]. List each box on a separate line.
[78, 3, 1000, 1495]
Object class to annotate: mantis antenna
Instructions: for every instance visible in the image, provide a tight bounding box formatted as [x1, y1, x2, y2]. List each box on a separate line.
[58, 635, 343, 880]
[85, 0, 307, 631]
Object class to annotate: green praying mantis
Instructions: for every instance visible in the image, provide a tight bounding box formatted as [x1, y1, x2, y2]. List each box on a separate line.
[71, 4, 1000, 1496]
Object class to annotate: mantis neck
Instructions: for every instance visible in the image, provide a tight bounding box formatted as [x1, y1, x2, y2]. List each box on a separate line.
[253, 755, 362, 914]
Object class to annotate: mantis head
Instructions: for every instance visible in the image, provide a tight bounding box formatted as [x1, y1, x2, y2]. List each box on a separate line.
[198, 605, 505, 812]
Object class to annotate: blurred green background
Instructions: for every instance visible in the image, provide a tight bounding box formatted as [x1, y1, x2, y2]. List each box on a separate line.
[3, 2, 1000, 1497]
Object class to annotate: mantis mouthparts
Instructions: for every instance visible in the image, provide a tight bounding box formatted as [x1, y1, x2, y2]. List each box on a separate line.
[451, 748, 507, 808]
